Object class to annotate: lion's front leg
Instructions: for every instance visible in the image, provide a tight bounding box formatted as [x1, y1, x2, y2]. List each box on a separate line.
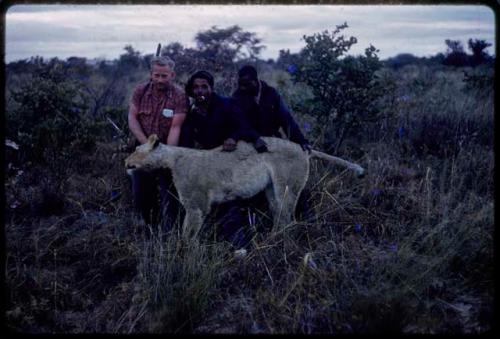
[182, 208, 206, 240]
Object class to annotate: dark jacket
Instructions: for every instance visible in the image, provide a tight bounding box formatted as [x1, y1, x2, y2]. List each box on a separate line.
[232, 80, 308, 145]
[180, 93, 253, 150]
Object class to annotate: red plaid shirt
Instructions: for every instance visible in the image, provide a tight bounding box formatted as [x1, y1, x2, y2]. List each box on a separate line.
[131, 81, 188, 144]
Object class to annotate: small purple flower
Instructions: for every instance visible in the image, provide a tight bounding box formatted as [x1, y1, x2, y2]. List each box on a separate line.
[10, 200, 21, 209]
[287, 64, 298, 75]
[111, 190, 120, 200]
[370, 188, 383, 197]
[398, 126, 406, 138]
[399, 95, 411, 102]
[354, 223, 362, 233]
[389, 243, 398, 253]
[303, 122, 312, 133]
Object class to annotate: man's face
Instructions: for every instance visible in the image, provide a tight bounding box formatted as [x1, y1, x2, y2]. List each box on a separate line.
[151, 64, 174, 90]
[238, 75, 259, 96]
[192, 78, 212, 104]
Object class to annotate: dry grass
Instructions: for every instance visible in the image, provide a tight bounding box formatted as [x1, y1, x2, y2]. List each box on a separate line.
[5, 64, 494, 333]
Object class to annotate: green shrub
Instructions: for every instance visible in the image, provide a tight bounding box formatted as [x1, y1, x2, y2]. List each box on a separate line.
[6, 62, 107, 172]
[292, 23, 385, 152]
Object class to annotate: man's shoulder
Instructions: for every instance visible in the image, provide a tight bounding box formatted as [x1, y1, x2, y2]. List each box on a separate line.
[261, 81, 279, 97]
[134, 81, 150, 91]
[231, 90, 254, 105]
[132, 81, 150, 96]
[212, 93, 234, 110]
[131, 82, 151, 103]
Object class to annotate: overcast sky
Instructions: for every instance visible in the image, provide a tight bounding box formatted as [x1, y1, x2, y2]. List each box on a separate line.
[5, 4, 496, 62]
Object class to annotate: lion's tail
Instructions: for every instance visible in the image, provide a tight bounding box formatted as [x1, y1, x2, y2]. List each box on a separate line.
[310, 150, 365, 177]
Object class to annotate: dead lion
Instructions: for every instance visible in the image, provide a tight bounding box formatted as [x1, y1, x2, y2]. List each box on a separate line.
[125, 134, 365, 239]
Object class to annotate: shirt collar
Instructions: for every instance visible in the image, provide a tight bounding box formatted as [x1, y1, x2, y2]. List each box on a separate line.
[150, 82, 173, 99]
[255, 80, 262, 104]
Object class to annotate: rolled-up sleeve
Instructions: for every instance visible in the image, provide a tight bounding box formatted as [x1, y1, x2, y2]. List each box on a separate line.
[174, 91, 188, 115]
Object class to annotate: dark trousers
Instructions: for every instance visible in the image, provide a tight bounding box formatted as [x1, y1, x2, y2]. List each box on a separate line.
[131, 168, 181, 232]
[213, 200, 253, 249]
[241, 187, 314, 231]
[216, 186, 314, 247]
[212, 187, 311, 247]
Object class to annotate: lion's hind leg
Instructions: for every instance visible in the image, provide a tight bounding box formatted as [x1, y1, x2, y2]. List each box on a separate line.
[266, 181, 303, 232]
[182, 207, 207, 240]
[266, 160, 309, 232]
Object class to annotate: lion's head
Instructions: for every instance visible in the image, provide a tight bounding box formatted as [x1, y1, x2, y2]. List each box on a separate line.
[125, 134, 161, 173]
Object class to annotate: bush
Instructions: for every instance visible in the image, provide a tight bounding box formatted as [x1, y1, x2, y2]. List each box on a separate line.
[6, 62, 107, 173]
[385, 53, 423, 69]
[463, 66, 494, 99]
[292, 23, 385, 153]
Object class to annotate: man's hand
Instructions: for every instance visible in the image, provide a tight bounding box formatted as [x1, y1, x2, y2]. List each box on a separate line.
[253, 138, 268, 153]
[222, 138, 237, 152]
[301, 143, 312, 154]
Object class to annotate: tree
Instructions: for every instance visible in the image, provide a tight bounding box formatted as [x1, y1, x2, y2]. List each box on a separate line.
[158, 42, 200, 77]
[163, 25, 264, 95]
[161, 42, 185, 59]
[7, 61, 104, 171]
[468, 39, 492, 66]
[385, 53, 422, 69]
[276, 49, 302, 73]
[118, 45, 142, 71]
[65, 56, 91, 80]
[443, 39, 468, 66]
[195, 25, 264, 66]
[293, 23, 384, 152]
[80, 45, 144, 118]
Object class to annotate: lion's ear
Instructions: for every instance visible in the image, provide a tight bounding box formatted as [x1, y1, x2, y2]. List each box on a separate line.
[147, 134, 160, 150]
[148, 134, 160, 149]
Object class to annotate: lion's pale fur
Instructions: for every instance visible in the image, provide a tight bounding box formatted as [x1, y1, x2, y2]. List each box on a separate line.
[125, 135, 364, 239]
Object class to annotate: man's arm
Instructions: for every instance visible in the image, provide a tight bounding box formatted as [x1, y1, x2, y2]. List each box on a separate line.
[226, 99, 269, 153]
[167, 113, 187, 146]
[167, 91, 188, 146]
[179, 113, 195, 148]
[128, 102, 148, 144]
[275, 93, 308, 146]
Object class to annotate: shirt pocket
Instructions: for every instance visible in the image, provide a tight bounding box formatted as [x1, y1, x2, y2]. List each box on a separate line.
[159, 107, 174, 130]
[161, 104, 175, 118]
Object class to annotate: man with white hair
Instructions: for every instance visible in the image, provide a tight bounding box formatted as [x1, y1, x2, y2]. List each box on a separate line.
[128, 56, 187, 231]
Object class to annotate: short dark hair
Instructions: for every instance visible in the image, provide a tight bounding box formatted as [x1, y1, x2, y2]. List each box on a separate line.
[238, 65, 258, 80]
[185, 70, 214, 97]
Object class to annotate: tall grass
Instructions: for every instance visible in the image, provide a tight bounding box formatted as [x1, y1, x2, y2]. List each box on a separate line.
[134, 229, 228, 333]
[5, 64, 494, 333]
